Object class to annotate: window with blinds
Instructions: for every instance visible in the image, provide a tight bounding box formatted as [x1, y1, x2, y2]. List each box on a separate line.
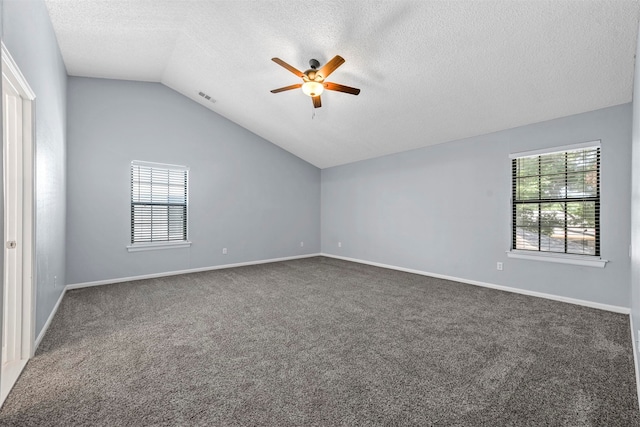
[512, 144, 600, 256]
[131, 161, 188, 245]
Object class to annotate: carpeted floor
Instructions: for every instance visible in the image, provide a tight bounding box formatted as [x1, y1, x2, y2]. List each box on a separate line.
[0, 256, 638, 426]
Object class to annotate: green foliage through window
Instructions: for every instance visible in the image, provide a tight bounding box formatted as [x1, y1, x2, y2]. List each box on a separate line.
[512, 146, 600, 256]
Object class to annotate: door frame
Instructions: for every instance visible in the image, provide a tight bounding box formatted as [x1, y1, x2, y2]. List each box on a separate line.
[0, 41, 36, 404]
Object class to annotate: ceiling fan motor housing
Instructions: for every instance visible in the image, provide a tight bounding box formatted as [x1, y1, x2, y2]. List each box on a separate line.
[305, 59, 323, 82]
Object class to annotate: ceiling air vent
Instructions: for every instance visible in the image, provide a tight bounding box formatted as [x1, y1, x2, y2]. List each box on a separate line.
[198, 91, 216, 103]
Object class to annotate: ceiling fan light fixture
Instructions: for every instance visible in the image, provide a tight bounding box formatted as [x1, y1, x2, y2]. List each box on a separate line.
[301, 81, 324, 97]
[271, 56, 359, 109]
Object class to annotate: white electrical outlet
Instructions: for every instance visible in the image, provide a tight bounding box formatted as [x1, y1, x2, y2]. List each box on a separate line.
[497, 262, 503, 271]
[338, 242, 342, 248]
[222, 248, 227, 255]
[300, 241, 304, 247]
[54, 275, 57, 286]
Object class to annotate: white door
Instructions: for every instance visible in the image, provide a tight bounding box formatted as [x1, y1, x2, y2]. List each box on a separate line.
[1, 64, 25, 405]
[0, 43, 35, 407]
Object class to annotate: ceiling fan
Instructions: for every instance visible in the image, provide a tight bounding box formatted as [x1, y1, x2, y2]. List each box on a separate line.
[270, 55, 360, 108]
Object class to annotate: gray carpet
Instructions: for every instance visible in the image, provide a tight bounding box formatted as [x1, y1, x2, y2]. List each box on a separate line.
[0, 256, 638, 426]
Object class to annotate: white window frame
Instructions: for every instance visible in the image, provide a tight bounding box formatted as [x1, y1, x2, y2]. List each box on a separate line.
[507, 141, 607, 268]
[127, 160, 192, 252]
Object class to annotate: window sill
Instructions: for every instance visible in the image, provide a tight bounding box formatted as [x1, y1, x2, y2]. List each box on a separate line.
[127, 241, 192, 252]
[506, 250, 607, 268]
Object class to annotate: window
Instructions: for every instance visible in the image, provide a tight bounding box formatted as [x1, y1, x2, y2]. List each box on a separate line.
[129, 161, 190, 250]
[511, 142, 600, 258]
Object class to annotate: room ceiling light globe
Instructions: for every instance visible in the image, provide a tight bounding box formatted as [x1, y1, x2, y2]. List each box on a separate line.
[302, 81, 324, 97]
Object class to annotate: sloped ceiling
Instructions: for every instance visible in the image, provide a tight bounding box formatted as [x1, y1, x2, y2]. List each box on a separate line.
[44, 0, 640, 168]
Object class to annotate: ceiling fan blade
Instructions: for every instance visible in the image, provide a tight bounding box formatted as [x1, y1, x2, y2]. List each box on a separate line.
[270, 83, 302, 93]
[272, 58, 305, 78]
[312, 95, 322, 108]
[317, 55, 345, 79]
[323, 82, 361, 95]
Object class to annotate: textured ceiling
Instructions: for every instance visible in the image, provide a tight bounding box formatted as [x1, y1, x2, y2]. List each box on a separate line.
[44, 0, 640, 168]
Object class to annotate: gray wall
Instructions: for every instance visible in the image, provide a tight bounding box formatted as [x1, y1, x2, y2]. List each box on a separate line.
[3, 0, 67, 336]
[66, 77, 320, 285]
[322, 103, 632, 308]
[630, 20, 640, 388]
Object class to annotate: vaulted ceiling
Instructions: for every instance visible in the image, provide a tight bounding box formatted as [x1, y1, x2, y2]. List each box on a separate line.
[44, 0, 640, 168]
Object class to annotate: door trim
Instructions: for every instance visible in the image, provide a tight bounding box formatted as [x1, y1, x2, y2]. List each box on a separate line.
[1, 41, 36, 406]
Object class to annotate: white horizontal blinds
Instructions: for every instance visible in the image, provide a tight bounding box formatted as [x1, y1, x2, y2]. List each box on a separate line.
[512, 146, 600, 256]
[131, 162, 188, 244]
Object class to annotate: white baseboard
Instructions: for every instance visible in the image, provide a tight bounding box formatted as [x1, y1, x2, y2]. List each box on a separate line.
[320, 253, 630, 314]
[66, 253, 321, 290]
[629, 315, 640, 409]
[34, 286, 66, 352]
